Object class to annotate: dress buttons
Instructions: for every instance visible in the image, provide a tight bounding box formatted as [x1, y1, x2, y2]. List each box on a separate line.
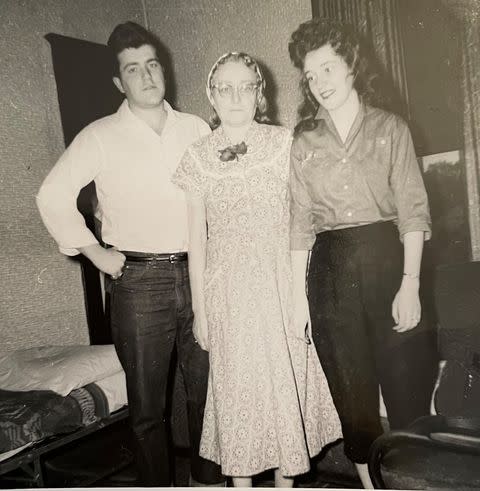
[346, 211, 352, 217]
[341, 158, 347, 164]
[343, 184, 349, 190]
[380, 139, 386, 145]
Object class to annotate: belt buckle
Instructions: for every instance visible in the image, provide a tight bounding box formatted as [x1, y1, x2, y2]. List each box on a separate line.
[169, 254, 177, 263]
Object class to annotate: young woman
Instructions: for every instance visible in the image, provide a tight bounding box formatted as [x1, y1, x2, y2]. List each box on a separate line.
[288, 19, 437, 488]
[172, 52, 341, 487]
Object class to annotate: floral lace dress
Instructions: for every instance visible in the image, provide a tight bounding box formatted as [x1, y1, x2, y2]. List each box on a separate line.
[172, 122, 341, 477]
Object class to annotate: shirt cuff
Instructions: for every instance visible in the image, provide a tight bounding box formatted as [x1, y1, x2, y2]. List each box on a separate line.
[398, 220, 432, 242]
[58, 238, 99, 257]
[290, 233, 315, 250]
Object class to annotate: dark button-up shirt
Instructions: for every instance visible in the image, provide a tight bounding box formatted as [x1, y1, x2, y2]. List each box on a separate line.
[290, 103, 431, 250]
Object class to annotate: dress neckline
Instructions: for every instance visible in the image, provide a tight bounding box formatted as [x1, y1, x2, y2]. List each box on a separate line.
[214, 121, 262, 150]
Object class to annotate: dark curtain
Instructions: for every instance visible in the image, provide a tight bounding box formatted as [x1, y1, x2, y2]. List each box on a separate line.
[312, 0, 410, 118]
[444, 1, 480, 260]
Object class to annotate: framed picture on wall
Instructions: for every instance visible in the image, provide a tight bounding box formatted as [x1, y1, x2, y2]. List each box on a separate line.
[419, 150, 470, 266]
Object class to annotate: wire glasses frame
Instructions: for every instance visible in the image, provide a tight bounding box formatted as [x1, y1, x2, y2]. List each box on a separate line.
[211, 82, 260, 99]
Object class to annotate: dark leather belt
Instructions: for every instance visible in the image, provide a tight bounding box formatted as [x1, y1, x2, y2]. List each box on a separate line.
[121, 251, 188, 263]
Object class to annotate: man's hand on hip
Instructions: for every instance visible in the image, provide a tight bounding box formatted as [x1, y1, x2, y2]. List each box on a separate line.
[79, 243, 126, 278]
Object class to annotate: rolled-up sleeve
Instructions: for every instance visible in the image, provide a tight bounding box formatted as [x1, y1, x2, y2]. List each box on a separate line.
[390, 118, 432, 240]
[36, 127, 103, 255]
[289, 141, 315, 250]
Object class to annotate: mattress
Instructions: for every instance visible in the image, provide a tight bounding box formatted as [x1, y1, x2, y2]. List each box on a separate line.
[94, 370, 127, 414]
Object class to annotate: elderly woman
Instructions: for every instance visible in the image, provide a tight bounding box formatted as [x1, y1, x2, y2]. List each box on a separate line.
[172, 52, 341, 487]
[288, 19, 438, 488]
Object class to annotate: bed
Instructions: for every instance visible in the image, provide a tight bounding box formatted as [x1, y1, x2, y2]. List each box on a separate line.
[0, 344, 129, 487]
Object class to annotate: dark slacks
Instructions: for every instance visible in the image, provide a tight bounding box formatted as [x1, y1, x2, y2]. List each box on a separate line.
[308, 221, 438, 463]
[106, 258, 222, 486]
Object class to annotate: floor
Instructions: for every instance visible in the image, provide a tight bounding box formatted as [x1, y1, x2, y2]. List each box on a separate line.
[99, 440, 362, 488]
[0, 417, 361, 488]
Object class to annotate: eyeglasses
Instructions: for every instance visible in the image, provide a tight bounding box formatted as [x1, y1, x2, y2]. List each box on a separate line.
[211, 82, 259, 99]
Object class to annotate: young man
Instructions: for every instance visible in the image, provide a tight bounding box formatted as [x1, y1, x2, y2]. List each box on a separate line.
[37, 21, 223, 487]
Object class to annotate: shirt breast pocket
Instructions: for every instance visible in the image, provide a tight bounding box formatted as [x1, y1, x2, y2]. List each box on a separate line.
[374, 136, 392, 167]
[360, 136, 393, 204]
[300, 147, 336, 202]
[301, 146, 331, 169]
[359, 136, 392, 174]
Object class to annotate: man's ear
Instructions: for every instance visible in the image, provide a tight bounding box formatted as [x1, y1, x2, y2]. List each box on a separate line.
[113, 76, 125, 94]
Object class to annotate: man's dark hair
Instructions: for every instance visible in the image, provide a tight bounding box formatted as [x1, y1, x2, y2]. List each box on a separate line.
[107, 21, 164, 77]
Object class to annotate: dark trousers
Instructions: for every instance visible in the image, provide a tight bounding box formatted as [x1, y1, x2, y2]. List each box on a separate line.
[308, 221, 438, 463]
[106, 258, 223, 486]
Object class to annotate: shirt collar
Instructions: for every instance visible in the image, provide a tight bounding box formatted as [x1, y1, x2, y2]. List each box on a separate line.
[117, 98, 179, 134]
[314, 104, 329, 121]
[314, 99, 367, 121]
[314, 100, 367, 147]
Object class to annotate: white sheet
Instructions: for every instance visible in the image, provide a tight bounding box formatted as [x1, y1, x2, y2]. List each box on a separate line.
[95, 370, 128, 413]
[0, 345, 122, 396]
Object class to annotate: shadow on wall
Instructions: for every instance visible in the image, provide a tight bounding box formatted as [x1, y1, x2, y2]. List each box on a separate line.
[259, 60, 280, 125]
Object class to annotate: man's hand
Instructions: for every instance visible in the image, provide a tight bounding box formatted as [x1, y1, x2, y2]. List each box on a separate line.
[79, 244, 126, 278]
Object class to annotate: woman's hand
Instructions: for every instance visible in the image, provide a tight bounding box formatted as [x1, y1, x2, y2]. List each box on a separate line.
[392, 277, 421, 332]
[185, 197, 209, 351]
[293, 290, 312, 343]
[291, 250, 312, 343]
[193, 309, 209, 351]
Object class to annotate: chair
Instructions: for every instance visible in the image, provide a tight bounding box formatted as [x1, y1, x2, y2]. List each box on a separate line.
[368, 261, 480, 489]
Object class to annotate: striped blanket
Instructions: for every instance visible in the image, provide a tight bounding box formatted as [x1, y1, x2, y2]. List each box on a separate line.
[0, 383, 108, 453]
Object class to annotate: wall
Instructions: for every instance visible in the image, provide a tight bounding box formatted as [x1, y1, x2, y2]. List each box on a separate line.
[399, 0, 463, 157]
[0, 0, 144, 351]
[145, 0, 312, 128]
[0, 0, 311, 351]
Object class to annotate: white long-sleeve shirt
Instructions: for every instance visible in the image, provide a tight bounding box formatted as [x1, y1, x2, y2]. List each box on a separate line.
[37, 99, 210, 255]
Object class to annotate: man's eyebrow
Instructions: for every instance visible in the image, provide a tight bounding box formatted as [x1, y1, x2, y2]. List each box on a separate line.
[121, 57, 160, 71]
[122, 62, 139, 71]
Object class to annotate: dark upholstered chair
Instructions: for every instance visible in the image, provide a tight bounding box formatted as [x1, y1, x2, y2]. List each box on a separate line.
[369, 415, 480, 489]
[368, 262, 480, 489]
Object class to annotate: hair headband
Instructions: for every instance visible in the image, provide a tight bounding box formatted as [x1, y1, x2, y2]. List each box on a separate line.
[205, 51, 265, 102]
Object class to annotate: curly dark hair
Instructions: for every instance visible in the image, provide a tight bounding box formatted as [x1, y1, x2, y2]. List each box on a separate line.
[107, 21, 165, 78]
[289, 18, 383, 135]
